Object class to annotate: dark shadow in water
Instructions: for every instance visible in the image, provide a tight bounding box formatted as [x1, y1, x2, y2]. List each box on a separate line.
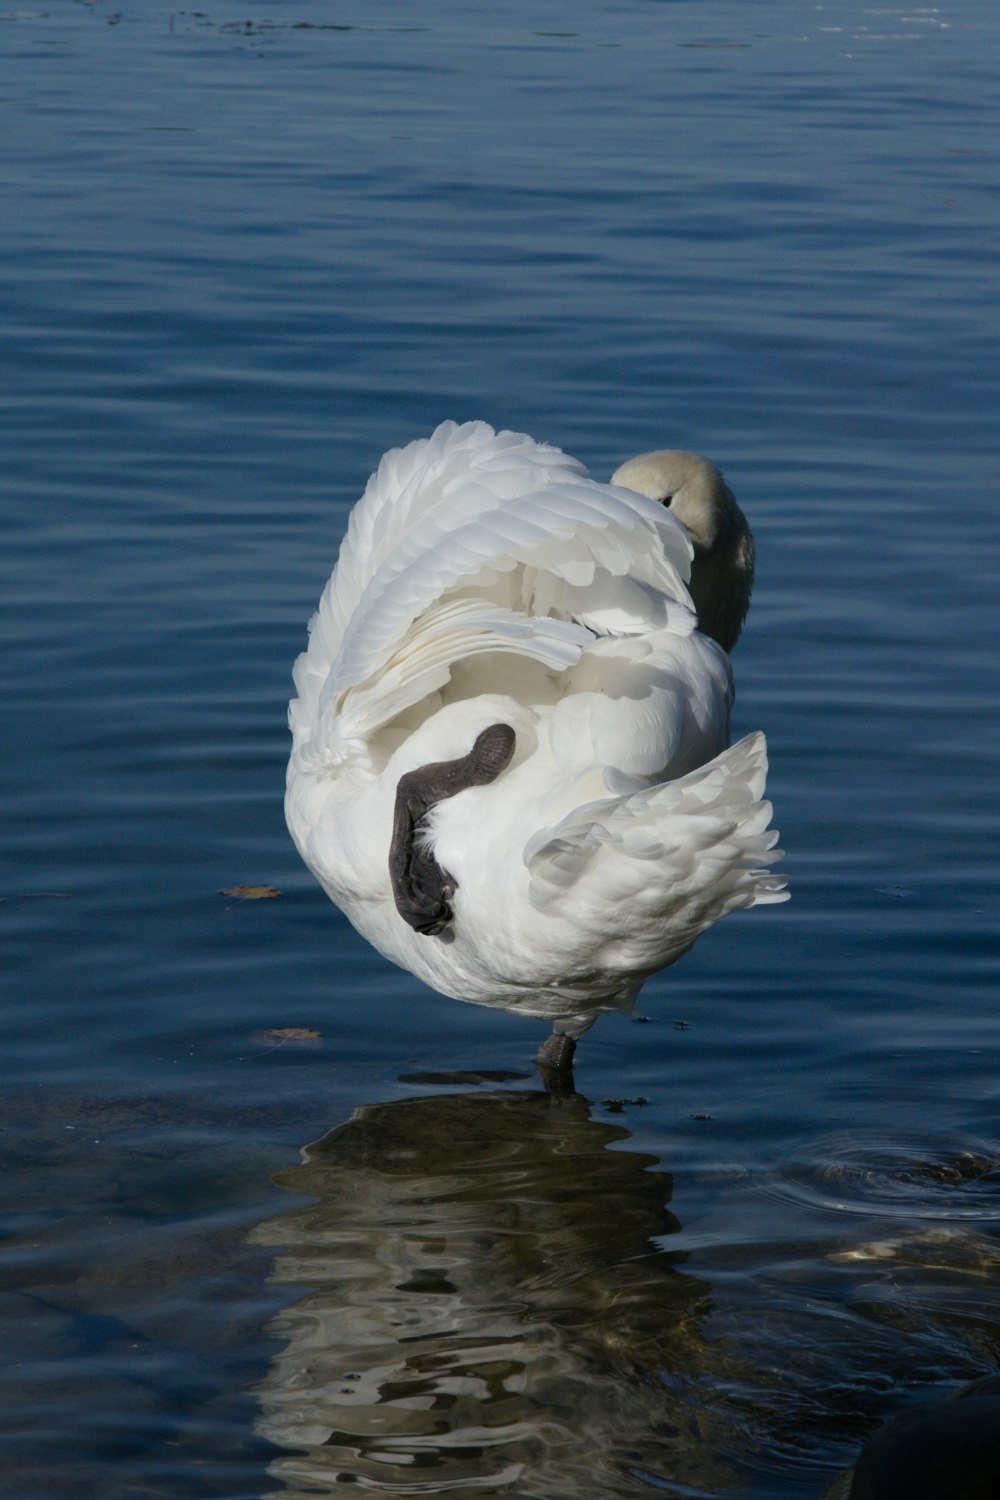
[821, 1375, 1000, 1500]
[249, 1087, 737, 1499]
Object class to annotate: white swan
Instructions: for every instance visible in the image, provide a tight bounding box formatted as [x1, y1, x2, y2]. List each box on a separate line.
[286, 421, 787, 1076]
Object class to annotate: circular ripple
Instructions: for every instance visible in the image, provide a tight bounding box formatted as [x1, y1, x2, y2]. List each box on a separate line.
[766, 1133, 1000, 1221]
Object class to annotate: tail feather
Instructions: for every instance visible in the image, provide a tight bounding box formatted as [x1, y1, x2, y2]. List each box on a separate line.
[527, 733, 788, 968]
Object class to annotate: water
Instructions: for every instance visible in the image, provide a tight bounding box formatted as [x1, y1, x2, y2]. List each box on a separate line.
[1, 1, 998, 1495]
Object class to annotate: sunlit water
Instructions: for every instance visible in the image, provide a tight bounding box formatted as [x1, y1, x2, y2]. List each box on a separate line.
[1, 3, 998, 1496]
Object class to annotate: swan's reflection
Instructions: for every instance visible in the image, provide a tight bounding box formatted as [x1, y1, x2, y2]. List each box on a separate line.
[250, 1087, 732, 1498]
[251, 1099, 1000, 1496]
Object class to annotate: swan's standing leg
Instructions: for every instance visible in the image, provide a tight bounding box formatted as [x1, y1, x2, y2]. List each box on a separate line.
[535, 1030, 577, 1094]
[390, 722, 516, 937]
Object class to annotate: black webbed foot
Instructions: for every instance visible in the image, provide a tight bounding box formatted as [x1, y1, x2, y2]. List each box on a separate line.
[389, 722, 516, 937]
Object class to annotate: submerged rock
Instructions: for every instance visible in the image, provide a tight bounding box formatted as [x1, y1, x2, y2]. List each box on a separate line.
[824, 1375, 1000, 1500]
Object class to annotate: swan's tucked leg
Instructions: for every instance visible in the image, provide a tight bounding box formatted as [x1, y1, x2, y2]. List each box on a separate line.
[389, 722, 516, 937]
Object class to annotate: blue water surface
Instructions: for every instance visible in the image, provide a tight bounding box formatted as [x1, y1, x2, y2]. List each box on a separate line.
[1, 3, 998, 1496]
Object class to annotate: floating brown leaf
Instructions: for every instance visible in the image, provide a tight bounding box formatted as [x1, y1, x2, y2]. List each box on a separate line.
[251, 1027, 322, 1049]
[221, 884, 280, 900]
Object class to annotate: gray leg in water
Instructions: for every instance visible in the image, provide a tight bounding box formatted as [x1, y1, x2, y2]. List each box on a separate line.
[389, 722, 516, 937]
[535, 1030, 577, 1093]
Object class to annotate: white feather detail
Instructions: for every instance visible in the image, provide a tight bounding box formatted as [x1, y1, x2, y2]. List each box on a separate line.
[314, 421, 587, 672]
[303, 598, 591, 764]
[525, 733, 787, 941]
[316, 485, 694, 716]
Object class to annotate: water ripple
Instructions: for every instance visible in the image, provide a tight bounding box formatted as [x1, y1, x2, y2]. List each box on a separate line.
[766, 1133, 1000, 1221]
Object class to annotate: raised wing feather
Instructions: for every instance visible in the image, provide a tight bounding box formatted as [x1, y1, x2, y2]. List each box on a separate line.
[313, 422, 583, 667]
[299, 599, 590, 766]
[293, 423, 582, 727]
[323, 483, 692, 708]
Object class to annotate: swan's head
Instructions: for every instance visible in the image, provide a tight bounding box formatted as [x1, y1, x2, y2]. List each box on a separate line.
[610, 449, 754, 653]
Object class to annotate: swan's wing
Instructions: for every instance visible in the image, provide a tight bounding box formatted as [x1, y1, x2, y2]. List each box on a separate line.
[525, 733, 787, 971]
[293, 422, 583, 734]
[325, 480, 693, 704]
[300, 598, 587, 761]
[308, 421, 584, 669]
[292, 423, 698, 758]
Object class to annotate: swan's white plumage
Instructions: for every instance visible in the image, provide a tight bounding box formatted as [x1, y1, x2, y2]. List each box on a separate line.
[287, 420, 786, 1045]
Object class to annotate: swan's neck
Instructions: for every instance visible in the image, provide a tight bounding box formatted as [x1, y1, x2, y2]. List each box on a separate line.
[611, 450, 754, 654]
[688, 497, 754, 654]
